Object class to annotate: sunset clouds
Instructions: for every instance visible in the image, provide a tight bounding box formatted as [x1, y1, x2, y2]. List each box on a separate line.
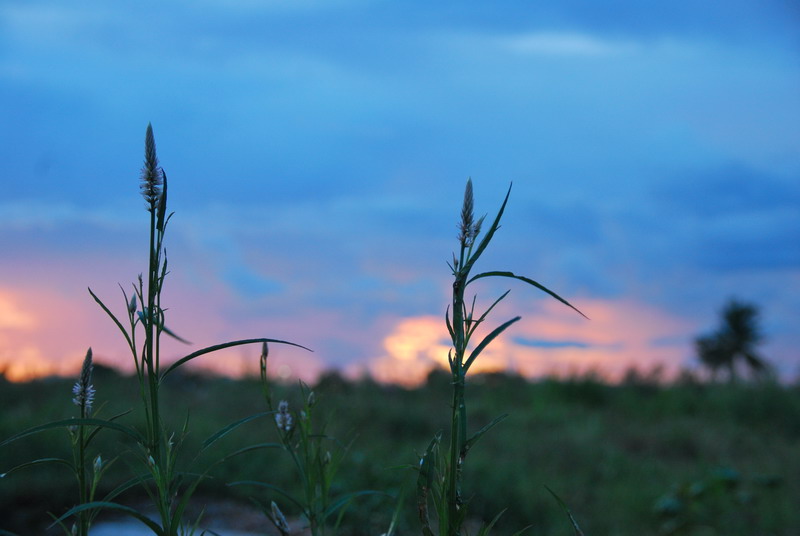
[1, 1, 798, 383]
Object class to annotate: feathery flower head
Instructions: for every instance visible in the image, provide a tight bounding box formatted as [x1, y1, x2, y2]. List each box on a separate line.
[457, 179, 485, 248]
[260, 342, 269, 375]
[275, 400, 293, 432]
[140, 123, 163, 211]
[271, 501, 290, 535]
[72, 348, 95, 415]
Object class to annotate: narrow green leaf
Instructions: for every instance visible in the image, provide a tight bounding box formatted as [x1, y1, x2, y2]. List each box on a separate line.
[462, 183, 512, 275]
[160, 338, 312, 380]
[323, 490, 386, 520]
[477, 508, 507, 536]
[157, 169, 168, 233]
[162, 324, 191, 344]
[0, 418, 143, 448]
[87, 408, 132, 444]
[467, 271, 587, 319]
[100, 475, 146, 504]
[219, 442, 285, 463]
[463, 317, 520, 373]
[1, 457, 72, 478]
[228, 481, 305, 512]
[201, 412, 270, 452]
[465, 290, 511, 345]
[464, 413, 508, 454]
[546, 486, 586, 536]
[171, 471, 212, 530]
[416, 434, 440, 536]
[88, 287, 133, 350]
[474, 290, 510, 327]
[49, 501, 164, 535]
[445, 305, 455, 340]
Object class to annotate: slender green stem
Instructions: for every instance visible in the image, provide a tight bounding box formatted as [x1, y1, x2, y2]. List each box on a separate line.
[77, 407, 88, 536]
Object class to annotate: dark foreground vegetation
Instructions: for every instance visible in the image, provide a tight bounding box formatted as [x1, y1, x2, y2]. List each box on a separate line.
[2, 369, 798, 535]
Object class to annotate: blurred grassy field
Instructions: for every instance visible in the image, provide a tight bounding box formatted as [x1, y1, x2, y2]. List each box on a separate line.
[1, 368, 798, 535]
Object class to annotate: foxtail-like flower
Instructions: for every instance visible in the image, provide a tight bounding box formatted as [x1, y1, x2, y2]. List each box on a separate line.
[271, 501, 290, 535]
[275, 400, 293, 432]
[140, 123, 163, 211]
[457, 179, 485, 248]
[72, 348, 95, 415]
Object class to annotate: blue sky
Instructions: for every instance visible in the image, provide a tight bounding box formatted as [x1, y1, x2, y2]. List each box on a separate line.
[1, 1, 798, 384]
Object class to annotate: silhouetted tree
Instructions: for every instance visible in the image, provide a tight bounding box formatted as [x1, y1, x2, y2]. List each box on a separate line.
[696, 299, 770, 381]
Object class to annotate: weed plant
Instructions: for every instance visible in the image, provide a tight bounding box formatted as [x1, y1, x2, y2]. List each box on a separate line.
[415, 180, 585, 536]
[1, 125, 308, 536]
[1, 128, 794, 536]
[228, 342, 382, 535]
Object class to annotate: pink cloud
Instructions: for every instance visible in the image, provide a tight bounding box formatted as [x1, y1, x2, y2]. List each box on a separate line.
[363, 297, 697, 387]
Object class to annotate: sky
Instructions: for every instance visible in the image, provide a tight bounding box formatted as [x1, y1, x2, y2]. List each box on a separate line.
[1, 1, 798, 386]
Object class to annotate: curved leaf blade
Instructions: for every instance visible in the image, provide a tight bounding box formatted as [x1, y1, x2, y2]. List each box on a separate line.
[1, 457, 72, 478]
[546, 486, 586, 536]
[161, 338, 312, 380]
[462, 183, 512, 275]
[201, 412, 270, 452]
[88, 287, 133, 350]
[464, 413, 508, 455]
[323, 490, 386, 520]
[228, 481, 305, 513]
[1, 418, 143, 448]
[49, 501, 164, 534]
[463, 317, 520, 373]
[467, 271, 587, 319]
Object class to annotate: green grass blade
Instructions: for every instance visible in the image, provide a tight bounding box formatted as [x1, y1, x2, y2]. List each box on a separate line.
[323, 490, 386, 520]
[219, 442, 285, 463]
[200, 412, 271, 452]
[465, 290, 511, 344]
[228, 481, 305, 513]
[462, 183, 512, 275]
[0, 418, 144, 448]
[416, 434, 440, 536]
[463, 317, 520, 373]
[477, 508, 507, 536]
[445, 305, 455, 340]
[467, 271, 587, 318]
[162, 324, 191, 344]
[1, 457, 72, 477]
[546, 486, 586, 536]
[87, 408, 133, 444]
[100, 475, 149, 504]
[464, 413, 508, 455]
[88, 287, 133, 349]
[49, 501, 164, 535]
[171, 472, 213, 530]
[161, 338, 312, 379]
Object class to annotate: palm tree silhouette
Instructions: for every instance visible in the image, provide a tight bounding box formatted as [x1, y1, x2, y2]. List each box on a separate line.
[695, 299, 770, 381]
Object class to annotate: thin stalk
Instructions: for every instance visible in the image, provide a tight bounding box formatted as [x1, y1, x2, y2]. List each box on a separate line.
[146, 206, 160, 461]
[76, 408, 88, 536]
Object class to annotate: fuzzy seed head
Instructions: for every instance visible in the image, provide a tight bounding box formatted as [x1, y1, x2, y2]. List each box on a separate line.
[140, 123, 163, 211]
[271, 501, 290, 534]
[457, 179, 484, 248]
[458, 179, 475, 246]
[260, 342, 268, 373]
[275, 400, 293, 432]
[72, 348, 95, 414]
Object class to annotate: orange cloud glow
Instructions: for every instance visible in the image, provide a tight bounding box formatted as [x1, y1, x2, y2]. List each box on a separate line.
[366, 298, 696, 387]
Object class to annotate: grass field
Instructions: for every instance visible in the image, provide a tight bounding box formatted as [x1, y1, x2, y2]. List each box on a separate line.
[1, 368, 798, 535]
